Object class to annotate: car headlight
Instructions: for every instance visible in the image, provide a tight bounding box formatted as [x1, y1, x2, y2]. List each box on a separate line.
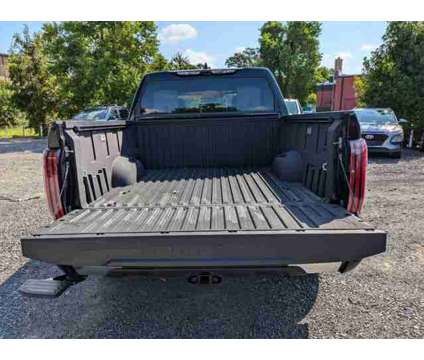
[390, 133, 404, 144]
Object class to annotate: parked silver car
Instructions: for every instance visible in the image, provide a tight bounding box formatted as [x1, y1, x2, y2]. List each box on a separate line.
[354, 108, 407, 158]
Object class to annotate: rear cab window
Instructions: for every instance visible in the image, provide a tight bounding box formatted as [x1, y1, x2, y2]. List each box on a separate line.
[138, 73, 276, 117]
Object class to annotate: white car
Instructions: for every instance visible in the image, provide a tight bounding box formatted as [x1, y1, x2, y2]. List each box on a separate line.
[284, 98, 303, 115]
[354, 108, 407, 158]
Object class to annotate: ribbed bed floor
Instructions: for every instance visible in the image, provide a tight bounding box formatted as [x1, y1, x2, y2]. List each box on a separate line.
[38, 168, 372, 235]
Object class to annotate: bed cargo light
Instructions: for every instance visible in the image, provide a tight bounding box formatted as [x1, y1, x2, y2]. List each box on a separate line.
[347, 138, 368, 215]
[43, 149, 64, 219]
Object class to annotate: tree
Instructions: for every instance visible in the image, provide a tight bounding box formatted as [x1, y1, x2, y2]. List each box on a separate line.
[306, 92, 317, 106]
[0, 80, 19, 128]
[225, 48, 260, 68]
[169, 54, 210, 70]
[169, 52, 196, 70]
[42, 21, 160, 117]
[259, 21, 322, 104]
[315, 66, 333, 84]
[361, 22, 424, 128]
[353, 76, 367, 108]
[8, 27, 59, 129]
[196, 62, 210, 69]
[149, 53, 170, 72]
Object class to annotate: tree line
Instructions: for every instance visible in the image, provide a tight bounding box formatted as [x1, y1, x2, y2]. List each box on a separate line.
[361, 22, 424, 129]
[226, 21, 424, 130]
[0, 21, 207, 129]
[1, 21, 424, 131]
[225, 21, 331, 105]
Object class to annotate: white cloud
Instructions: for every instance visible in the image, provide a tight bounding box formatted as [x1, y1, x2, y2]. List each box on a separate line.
[361, 44, 377, 51]
[159, 24, 197, 44]
[235, 46, 246, 53]
[183, 49, 215, 67]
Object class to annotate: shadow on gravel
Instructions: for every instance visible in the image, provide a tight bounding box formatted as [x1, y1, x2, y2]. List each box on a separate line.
[0, 262, 319, 339]
[0, 138, 47, 154]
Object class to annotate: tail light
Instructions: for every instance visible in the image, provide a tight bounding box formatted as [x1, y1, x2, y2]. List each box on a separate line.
[43, 149, 64, 219]
[347, 138, 368, 215]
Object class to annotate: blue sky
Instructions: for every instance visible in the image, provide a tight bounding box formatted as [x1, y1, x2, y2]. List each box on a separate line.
[0, 21, 387, 74]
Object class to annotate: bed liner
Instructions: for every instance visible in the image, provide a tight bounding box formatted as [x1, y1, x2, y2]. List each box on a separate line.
[34, 167, 372, 235]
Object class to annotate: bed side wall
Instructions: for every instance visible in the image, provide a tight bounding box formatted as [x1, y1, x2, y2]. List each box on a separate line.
[62, 121, 127, 208]
[278, 113, 346, 201]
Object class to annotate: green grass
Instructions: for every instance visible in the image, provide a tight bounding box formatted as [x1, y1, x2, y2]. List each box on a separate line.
[0, 126, 39, 138]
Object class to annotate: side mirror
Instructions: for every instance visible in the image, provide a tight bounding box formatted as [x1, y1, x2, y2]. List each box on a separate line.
[399, 118, 408, 124]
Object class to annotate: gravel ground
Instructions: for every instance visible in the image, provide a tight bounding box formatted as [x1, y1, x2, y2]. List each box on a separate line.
[0, 138, 423, 338]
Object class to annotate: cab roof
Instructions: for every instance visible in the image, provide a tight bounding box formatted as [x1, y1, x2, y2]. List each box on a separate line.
[144, 67, 274, 80]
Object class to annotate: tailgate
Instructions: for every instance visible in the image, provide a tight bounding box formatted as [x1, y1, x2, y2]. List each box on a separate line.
[22, 227, 386, 268]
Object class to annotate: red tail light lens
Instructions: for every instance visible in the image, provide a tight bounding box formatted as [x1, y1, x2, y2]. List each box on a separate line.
[43, 149, 64, 219]
[347, 138, 368, 215]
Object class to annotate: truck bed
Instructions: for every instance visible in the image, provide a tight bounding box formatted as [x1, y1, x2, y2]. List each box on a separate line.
[36, 167, 371, 234]
[23, 167, 385, 268]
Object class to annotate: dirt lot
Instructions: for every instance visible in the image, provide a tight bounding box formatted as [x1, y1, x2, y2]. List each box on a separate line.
[0, 138, 423, 338]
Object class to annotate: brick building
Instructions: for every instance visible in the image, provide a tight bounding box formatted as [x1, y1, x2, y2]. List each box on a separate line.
[316, 57, 362, 112]
[316, 82, 334, 112]
[0, 53, 9, 80]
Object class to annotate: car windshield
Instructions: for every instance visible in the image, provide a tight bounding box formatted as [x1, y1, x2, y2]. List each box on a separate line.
[140, 76, 275, 115]
[285, 100, 300, 115]
[355, 109, 398, 125]
[73, 108, 108, 120]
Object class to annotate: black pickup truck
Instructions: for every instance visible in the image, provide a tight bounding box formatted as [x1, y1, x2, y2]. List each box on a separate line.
[20, 68, 386, 297]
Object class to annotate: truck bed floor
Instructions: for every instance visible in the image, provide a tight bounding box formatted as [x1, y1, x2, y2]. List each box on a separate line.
[36, 168, 372, 236]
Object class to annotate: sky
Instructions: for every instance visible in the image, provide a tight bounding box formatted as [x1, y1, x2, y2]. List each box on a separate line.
[0, 21, 387, 74]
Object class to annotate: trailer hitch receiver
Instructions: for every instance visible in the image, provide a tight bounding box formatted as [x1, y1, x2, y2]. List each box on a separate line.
[188, 272, 222, 285]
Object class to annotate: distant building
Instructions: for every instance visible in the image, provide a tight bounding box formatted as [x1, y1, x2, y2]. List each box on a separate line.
[332, 74, 362, 111]
[316, 57, 362, 112]
[0, 53, 9, 80]
[334, 56, 343, 76]
[316, 82, 334, 112]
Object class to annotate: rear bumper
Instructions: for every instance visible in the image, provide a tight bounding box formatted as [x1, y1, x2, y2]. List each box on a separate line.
[77, 260, 361, 276]
[22, 229, 387, 273]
